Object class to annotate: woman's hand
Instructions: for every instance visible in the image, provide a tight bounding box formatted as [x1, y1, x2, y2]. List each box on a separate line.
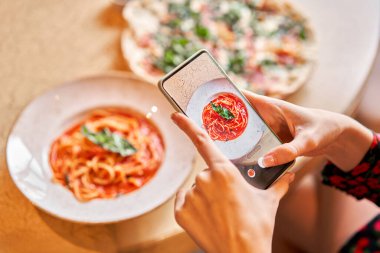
[171, 112, 294, 253]
[242, 91, 373, 171]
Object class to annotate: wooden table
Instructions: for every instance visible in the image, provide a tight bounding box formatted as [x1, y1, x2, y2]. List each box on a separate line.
[0, 1, 379, 252]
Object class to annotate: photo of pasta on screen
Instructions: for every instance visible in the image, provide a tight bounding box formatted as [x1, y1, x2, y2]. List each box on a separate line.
[186, 77, 266, 162]
[202, 93, 248, 142]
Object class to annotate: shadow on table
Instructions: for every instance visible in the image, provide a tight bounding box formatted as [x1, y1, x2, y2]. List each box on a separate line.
[120, 232, 200, 253]
[38, 208, 200, 253]
[96, 3, 129, 72]
[37, 209, 118, 253]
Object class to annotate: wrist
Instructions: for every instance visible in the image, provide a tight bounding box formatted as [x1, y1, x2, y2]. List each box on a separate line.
[325, 115, 372, 171]
[226, 227, 272, 253]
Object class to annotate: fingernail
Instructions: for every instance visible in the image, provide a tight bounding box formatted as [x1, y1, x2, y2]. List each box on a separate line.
[258, 156, 274, 168]
[171, 112, 179, 123]
[258, 157, 265, 168]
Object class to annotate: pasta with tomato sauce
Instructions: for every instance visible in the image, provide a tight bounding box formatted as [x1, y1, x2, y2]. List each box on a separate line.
[202, 93, 248, 141]
[49, 108, 164, 202]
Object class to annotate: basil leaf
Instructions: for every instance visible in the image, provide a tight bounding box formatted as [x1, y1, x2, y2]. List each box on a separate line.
[167, 18, 181, 29]
[211, 102, 235, 120]
[299, 26, 307, 40]
[81, 125, 137, 157]
[195, 24, 210, 40]
[221, 8, 241, 30]
[228, 51, 246, 74]
[167, 0, 200, 22]
[259, 59, 277, 67]
[154, 37, 199, 73]
[269, 17, 307, 40]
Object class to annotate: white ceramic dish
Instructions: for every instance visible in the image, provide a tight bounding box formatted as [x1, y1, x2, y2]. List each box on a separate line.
[186, 78, 264, 160]
[6, 73, 195, 223]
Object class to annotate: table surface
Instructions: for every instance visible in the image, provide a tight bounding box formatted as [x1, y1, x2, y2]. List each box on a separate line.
[0, 1, 379, 252]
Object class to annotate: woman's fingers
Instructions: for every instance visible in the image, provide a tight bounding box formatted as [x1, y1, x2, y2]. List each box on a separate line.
[242, 89, 304, 123]
[242, 90, 280, 105]
[242, 90, 280, 114]
[259, 132, 317, 167]
[242, 90, 298, 116]
[243, 90, 321, 167]
[268, 172, 295, 200]
[258, 142, 298, 167]
[242, 90, 296, 143]
[171, 112, 230, 167]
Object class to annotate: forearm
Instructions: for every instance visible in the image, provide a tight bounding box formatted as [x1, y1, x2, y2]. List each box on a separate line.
[324, 115, 373, 171]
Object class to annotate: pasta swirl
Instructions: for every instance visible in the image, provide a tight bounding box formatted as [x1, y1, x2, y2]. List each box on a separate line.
[202, 93, 248, 141]
[49, 108, 165, 202]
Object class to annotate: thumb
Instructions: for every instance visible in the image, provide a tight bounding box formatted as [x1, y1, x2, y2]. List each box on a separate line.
[258, 133, 312, 167]
[268, 172, 295, 200]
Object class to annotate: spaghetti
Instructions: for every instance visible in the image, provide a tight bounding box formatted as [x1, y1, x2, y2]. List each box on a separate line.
[202, 93, 248, 141]
[49, 108, 164, 202]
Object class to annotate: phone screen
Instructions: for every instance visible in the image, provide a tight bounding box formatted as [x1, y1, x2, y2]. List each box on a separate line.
[160, 50, 292, 189]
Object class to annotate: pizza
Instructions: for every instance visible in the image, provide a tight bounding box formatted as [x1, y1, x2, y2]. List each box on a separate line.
[122, 0, 315, 98]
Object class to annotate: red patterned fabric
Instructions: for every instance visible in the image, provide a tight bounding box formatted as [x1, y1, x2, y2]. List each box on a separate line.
[321, 133, 380, 252]
[338, 214, 380, 253]
[322, 133, 380, 204]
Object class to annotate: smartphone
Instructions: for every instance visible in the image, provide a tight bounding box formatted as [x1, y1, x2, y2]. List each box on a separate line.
[158, 49, 293, 189]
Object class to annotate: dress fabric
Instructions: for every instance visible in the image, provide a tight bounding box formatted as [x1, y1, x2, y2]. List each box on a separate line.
[321, 133, 380, 253]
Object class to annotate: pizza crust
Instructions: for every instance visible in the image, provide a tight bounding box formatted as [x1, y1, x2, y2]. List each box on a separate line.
[121, 30, 162, 85]
[268, 61, 314, 98]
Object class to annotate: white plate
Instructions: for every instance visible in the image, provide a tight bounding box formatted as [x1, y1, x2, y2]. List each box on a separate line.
[6, 73, 195, 223]
[186, 78, 264, 160]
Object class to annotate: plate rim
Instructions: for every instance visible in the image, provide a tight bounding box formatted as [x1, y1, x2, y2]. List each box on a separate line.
[5, 71, 194, 224]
